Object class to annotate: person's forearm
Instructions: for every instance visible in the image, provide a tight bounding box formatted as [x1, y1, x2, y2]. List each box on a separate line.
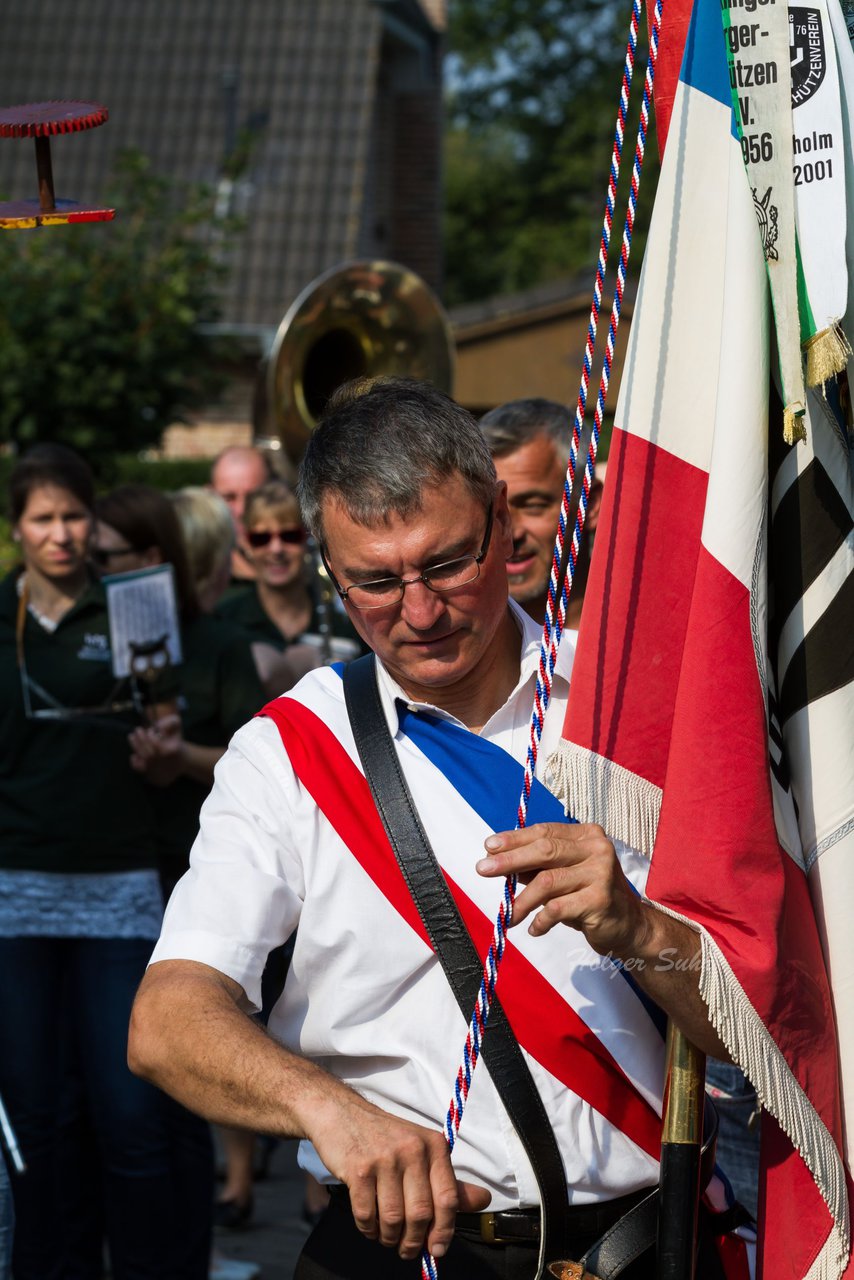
[606, 905, 729, 1059]
[128, 959, 351, 1137]
[176, 742, 225, 787]
[129, 959, 489, 1260]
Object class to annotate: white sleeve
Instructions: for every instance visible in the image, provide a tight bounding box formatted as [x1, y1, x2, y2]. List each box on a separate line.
[613, 836, 652, 897]
[149, 716, 305, 1011]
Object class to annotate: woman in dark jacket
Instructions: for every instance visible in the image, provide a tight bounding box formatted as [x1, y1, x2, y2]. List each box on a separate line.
[95, 484, 264, 898]
[0, 449, 176, 1280]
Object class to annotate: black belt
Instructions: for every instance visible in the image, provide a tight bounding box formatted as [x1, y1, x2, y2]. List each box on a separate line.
[455, 1186, 653, 1247]
[456, 1095, 719, 1277]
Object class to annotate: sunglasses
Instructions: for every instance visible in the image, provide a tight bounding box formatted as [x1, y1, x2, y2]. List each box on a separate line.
[246, 528, 306, 549]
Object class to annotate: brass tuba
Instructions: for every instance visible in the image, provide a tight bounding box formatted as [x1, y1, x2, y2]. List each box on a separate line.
[254, 259, 455, 462]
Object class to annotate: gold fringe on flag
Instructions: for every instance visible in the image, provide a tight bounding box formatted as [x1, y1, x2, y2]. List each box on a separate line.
[805, 321, 853, 388]
[783, 402, 807, 445]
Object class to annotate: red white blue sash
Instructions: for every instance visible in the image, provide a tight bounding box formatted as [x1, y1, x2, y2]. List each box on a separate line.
[259, 668, 666, 1161]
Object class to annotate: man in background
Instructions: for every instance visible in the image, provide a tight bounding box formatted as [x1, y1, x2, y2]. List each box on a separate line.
[480, 398, 603, 630]
[210, 445, 273, 583]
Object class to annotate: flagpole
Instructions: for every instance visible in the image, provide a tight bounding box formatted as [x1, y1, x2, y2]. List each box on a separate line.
[657, 1024, 705, 1280]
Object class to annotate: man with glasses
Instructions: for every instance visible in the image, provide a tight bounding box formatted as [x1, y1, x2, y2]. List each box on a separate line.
[130, 378, 726, 1279]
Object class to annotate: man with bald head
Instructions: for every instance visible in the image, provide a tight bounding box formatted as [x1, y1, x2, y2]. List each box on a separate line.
[210, 445, 273, 583]
[480, 399, 603, 630]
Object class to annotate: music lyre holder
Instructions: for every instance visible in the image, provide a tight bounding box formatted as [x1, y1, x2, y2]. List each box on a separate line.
[0, 100, 115, 229]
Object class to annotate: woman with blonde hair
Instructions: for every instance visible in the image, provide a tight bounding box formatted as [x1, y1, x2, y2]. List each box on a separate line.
[216, 479, 362, 676]
[212, 480, 361, 1227]
[170, 487, 234, 613]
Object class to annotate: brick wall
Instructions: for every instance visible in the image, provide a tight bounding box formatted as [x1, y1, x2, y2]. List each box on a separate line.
[160, 420, 252, 460]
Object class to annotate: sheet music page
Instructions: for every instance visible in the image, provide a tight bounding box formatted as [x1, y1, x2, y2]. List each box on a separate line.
[103, 563, 183, 678]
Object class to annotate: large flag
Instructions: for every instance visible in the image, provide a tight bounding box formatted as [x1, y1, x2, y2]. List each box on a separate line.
[549, 0, 854, 1272]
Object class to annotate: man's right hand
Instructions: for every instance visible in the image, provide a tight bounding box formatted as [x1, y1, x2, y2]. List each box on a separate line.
[130, 962, 490, 1261]
[310, 1091, 490, 1261]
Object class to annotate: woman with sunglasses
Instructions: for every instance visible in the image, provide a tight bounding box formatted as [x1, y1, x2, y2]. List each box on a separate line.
[0, 447, 179, 1280]
[216, 479, 363, 674]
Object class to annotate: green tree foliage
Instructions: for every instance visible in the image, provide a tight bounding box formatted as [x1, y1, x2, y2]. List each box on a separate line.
[0, 151, 232, 464]
[444, 0, 660, 305]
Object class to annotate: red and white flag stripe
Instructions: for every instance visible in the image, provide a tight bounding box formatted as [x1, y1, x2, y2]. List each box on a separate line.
[552, 0, 854, 1272]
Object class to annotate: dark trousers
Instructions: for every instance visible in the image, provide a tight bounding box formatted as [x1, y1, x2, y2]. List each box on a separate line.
[293, 1187, 738, 1280]
[0, 935, 207, 1280]
[56, 1088, 214, 1280]
[293, 1190, 659, 1280]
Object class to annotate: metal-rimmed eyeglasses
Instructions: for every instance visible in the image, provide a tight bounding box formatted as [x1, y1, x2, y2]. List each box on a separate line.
[322, 502, 494, 610]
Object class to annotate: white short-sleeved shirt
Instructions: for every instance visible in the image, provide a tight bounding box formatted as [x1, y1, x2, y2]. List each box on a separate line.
[152, 603, 663, 1208]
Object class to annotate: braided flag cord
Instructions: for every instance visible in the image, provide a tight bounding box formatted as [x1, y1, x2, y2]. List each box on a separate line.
[421, 2, 663, 1275]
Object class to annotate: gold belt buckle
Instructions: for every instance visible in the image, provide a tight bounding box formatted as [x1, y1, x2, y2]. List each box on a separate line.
[480, 1212, 499, 1244]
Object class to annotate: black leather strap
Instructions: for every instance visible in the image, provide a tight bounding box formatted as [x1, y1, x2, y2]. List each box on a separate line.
[456, 1184, 654, 1245]
[560, 1097, 720, 1280]
[343, 653, 572, 1269]
[579, 1190, 659, 1278]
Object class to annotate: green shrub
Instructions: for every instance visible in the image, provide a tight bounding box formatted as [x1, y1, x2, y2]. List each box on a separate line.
[0, 150, 235, 465]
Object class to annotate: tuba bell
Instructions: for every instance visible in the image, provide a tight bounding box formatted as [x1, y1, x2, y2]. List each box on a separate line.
[254, 259, 455, 463]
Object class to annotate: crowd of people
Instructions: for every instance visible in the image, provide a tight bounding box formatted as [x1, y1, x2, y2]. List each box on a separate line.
[0, 385, 758, 1280]
[0, 440, 361, 1280]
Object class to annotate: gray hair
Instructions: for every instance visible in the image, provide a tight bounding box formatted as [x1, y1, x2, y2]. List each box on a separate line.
[479, 398, 571, 459]
[171, 487, 234, 602]
[297, 377, 497, 541]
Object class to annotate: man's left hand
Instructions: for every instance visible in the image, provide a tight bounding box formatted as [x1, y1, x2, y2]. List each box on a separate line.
[477, 822, 731, 1060]
[476, 822, 649, 960]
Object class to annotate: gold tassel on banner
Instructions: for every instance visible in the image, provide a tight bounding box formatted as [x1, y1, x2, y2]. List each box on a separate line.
[804, 321, 853, 388]
[783, 402, 807, 446]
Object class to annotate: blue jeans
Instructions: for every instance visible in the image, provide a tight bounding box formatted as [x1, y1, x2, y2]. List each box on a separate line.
[706, 1058, 760, 1219]
[0, 936, 187, 1280]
